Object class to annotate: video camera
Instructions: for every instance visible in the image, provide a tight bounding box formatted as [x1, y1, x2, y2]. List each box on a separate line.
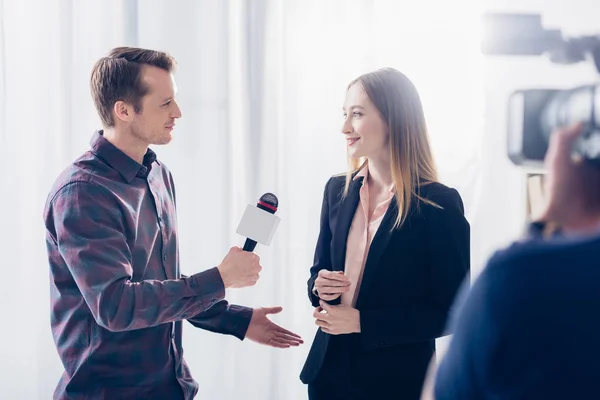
[482, 12, 600, 167]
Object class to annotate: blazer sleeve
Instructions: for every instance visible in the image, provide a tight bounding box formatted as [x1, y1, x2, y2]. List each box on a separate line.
[307, 178, 334, 307]
[359, 187, 470, 350]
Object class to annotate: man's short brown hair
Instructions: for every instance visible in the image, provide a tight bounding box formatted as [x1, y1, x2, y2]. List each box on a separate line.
[90, 47, 176, 127]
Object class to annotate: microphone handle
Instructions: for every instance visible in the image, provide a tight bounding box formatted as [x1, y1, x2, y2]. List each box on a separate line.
[243, 238, 257, 252]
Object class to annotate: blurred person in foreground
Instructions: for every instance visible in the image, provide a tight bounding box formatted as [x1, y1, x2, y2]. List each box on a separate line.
[421, 122, 600, 400]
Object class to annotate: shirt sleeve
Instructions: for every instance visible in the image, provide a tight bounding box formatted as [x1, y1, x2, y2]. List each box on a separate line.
[48, 181, 226, 332]
[186, 301, 253, 340]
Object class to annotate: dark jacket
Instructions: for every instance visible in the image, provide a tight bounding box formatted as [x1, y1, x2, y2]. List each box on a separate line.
[300, 175, 470, 398]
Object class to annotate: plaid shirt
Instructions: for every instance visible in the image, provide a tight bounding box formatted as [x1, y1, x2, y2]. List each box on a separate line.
[43, 131, 252, 399]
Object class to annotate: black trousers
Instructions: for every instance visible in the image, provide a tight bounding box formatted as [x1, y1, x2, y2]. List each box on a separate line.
[308, 373, 365, 400]
[307, 335, 425, 400]
[307, 335, 368, 400]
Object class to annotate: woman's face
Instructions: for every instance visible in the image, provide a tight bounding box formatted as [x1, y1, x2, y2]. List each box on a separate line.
[341, 83, 389, 160]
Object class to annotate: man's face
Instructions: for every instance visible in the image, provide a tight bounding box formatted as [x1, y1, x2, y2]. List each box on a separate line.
[130, 66, 182, 146]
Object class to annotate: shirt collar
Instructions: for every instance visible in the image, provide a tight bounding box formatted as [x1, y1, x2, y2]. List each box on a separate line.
[90, 130, 159, 183]
[353, 164, 396, 194]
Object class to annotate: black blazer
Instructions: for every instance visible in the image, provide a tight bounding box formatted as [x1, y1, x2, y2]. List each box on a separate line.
[300, 175, 470, 396]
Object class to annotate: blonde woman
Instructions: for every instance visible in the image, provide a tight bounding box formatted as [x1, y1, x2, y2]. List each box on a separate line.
[300, 68, 470, 399]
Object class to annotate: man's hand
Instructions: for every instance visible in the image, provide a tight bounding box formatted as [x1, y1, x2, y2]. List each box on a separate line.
[217, 247, 262, 289]
[245, 307, 304, 348]
[313, 270, 351, 301]
[541, 123, 600, 233]
[313, 300, 360, 335]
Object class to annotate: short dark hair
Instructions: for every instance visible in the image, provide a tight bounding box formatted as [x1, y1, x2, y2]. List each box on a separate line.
[90, 47, 176, 127]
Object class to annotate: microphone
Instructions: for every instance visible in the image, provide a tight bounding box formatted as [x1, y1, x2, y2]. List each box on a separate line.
[236, 193, 280, 252]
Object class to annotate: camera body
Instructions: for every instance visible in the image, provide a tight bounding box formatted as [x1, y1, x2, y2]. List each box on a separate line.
[483, 13, 600, 167]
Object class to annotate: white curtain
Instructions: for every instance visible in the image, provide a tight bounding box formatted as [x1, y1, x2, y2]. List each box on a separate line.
[0, 1, 485, 399]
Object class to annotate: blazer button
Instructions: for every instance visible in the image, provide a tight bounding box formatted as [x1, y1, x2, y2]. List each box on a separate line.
[163, 254, 168, 261]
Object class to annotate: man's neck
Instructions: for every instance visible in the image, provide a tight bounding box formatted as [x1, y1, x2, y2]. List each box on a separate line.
[562, 215, 600, 237]
[102, 128, 148, 164]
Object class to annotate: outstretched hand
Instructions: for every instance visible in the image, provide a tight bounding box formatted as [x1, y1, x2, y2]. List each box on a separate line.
[245, 307, 304, 348]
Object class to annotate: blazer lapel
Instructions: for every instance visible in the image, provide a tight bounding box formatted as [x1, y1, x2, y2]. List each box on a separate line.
[331, 177, 362, 272]
[355, 199, 398, 307]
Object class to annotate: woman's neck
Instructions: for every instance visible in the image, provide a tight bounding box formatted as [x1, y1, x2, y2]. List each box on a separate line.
[366, 155, 393, 192]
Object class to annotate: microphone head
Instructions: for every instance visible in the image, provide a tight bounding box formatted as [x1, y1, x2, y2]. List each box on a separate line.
[257, 193, 278, 214]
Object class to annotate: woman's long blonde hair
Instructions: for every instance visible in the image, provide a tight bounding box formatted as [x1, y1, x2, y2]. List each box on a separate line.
[344, 68, 439, 228]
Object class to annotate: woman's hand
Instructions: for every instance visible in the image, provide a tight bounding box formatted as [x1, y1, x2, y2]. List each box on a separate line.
[313, 270, 351, 301]
[313, 300, 361, 335]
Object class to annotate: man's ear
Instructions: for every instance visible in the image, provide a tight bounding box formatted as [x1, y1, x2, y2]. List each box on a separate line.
[113, 100, 134, 123]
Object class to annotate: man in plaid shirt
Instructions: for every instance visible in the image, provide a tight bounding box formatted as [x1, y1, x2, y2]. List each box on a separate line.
[43, 47, 303, 400]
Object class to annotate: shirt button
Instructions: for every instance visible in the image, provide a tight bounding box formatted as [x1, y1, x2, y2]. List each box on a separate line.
[163, 254, 168, 261]
[158, 217, 162, 223]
